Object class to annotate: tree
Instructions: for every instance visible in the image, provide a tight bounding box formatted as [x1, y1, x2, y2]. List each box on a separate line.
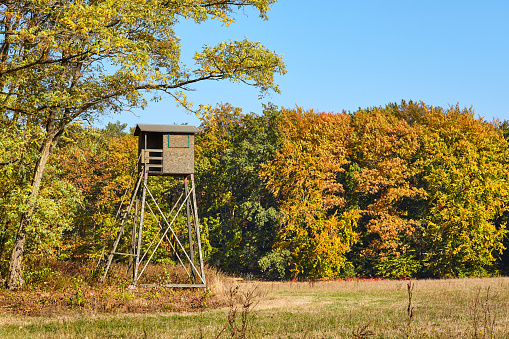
[348, 106, 425, 278]
[411, 104, 509, 277]
[0, 0, 286, 288]
[48, 122, 137, 260]
[195, 103, 283, 274]
[500, 120, 509, 141]
[0, 123, 43, 278]
[347, 102, 509, 278]
[262, 108, 360, 279]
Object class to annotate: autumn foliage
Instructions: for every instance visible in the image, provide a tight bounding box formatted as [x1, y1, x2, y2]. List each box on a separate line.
[1, 101, 508, 282]
[197, 101, 509, 279]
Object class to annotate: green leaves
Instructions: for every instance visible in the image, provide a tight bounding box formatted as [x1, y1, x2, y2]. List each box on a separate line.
[195, 103, 282, 273]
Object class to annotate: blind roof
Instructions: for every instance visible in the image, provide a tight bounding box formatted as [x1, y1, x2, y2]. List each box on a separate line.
[134, 124, 198, 135]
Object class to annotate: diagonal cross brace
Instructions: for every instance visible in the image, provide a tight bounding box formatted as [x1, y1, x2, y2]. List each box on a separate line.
[101, 171, 144, 282]
[135, 184, 205, 285]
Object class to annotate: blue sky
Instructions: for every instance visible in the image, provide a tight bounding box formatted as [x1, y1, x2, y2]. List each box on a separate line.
[108, 0, 509, 128]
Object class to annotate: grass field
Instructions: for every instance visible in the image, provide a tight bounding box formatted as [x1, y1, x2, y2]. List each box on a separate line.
[1, 277, 509, 338]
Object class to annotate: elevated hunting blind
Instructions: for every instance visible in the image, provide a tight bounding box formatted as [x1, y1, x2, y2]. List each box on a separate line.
[134, 124, 198, 176]
[101, 124, 206, 290]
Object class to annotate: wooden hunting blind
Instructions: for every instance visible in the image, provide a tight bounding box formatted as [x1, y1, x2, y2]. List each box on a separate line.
[101, 124, 206, 290]
[134, 124, 198, 176]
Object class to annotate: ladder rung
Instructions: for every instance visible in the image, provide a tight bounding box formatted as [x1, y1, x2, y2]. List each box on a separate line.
[112, 252, 136, 256]
[140, 283, 206, 288]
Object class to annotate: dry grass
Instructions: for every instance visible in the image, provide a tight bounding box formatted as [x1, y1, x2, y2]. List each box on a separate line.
[1, 272, 509, 338]
[248, 277, 509, 338]
[0, 260, 230, 316]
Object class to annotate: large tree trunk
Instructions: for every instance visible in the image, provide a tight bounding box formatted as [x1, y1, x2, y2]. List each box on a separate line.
[6, 121, 62, 289]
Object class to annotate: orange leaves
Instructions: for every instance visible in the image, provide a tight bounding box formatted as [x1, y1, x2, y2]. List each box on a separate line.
[351, 108, 422, 194]
[38, 101, 509, 279]
[349, 107, 425, 267]
[363, 214, 416, 256]
[261, 107, 359, 278]
[263, 107, 350, 212]
[51, 124, 137, 222]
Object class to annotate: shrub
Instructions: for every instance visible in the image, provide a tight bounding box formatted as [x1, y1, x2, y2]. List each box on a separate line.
[258, 250, 292, 280]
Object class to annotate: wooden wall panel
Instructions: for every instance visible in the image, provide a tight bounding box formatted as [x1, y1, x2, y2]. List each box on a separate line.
[162, 134, 194, 174]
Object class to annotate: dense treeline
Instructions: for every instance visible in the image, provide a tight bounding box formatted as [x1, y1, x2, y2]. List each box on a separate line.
[1, 101, 509, 281]
[196, 101, 509, 279]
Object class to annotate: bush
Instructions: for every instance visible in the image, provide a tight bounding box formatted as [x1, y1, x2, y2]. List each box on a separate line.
[258, 250, 292, 280]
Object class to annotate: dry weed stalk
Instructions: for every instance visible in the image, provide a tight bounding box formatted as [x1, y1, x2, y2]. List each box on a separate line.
[215, 285, 259, 339]
[351, 324, 375, 339]
[470, 286, 497, 339]
[406, 281, 414, 338]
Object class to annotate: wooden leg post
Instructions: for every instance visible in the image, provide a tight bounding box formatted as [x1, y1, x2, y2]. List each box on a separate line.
[191, 174, 206, 289]
[185, 176, 196, 283]
[101, 171, 143, 283]
[133, 167, 148, 286]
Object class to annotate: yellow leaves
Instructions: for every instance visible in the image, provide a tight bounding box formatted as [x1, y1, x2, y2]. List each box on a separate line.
[388, 102, 509, 276]
[194, 39, 286, 95]
[181, 0, 276, 23]
[2, 0, 284, 127]
[63, 17, 77, 29]
[276, 209, 361, 279]
[211, 9, 234, 27]
[261, 107, 358, 278]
